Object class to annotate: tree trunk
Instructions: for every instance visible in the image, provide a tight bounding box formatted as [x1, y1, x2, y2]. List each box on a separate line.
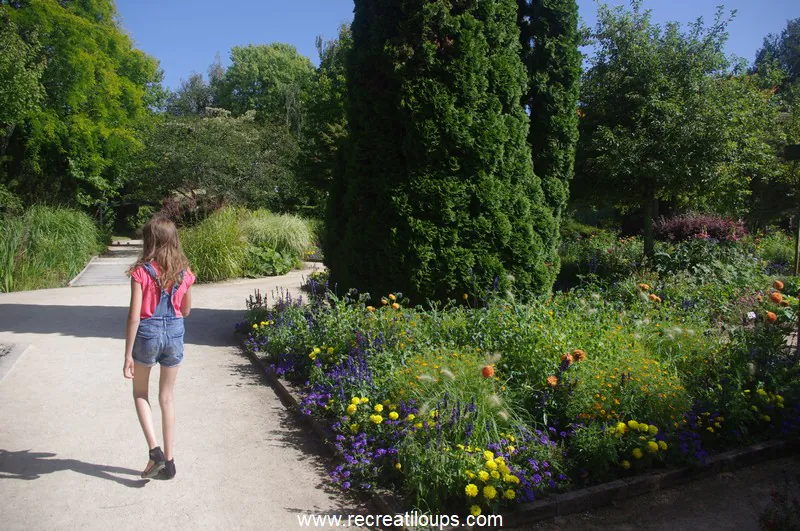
[643, 190, 658, 259]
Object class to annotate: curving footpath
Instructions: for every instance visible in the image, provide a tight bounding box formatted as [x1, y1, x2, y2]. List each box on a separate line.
[0, 264, 367, 530]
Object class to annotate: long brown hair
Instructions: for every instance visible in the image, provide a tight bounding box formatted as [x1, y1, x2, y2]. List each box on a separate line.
[128, 216, 190, 290]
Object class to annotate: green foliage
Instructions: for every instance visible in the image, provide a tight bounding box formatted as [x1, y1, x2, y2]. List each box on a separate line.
[0, 205, 103, 292]
[575, 1, 737, 255]
[214, 43, 314, 132]
[298, 24, 351, 206]
[133, 110, 304, 212]
[754, 18, 800, 86]
[181, 207, 313, 282]
[239, 209, 312, 258]
[517, 0, 582, 278]
[0, 5, 45, 162]
[181, 207, 248, 282]
[165, 72, 215, 117]
[2, 0, 160, 207]
[327, 0, 556, 304]
[755, 230, 795, 273]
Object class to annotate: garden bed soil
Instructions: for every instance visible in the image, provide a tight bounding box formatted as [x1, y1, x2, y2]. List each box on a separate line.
[243, 344, 800, 531]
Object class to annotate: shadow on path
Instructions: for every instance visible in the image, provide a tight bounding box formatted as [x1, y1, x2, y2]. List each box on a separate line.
[0, 305, 243, 347]
[0, 449, 148, 488]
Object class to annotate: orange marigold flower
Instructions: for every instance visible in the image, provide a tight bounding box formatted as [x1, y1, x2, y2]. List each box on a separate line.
[389, 293, 397, 301]
[766, 311, 778, 323]
[561, 353, 574, 366]
[757, 295, 763, 303]
[773, 280, 784, 291]
[547, 375, 558, 388]
[481, 365, 495, 378]
[781, 300, 790, 307]
[649, 293, 658, 302]
[770, 292, 783, 304]
[572, 349, 586, 362]
[637, 283, 650, 291]
[392, 302, 400, 310]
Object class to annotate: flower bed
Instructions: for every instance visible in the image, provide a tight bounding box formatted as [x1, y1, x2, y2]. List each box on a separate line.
[238, 272, 800, 518]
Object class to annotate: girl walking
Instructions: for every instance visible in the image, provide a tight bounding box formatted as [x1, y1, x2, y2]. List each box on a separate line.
[123, 216, 195, 479]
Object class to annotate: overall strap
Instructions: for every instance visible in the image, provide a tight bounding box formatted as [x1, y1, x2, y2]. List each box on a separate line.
[170, 270, 186, 295]
[142, 262, 164, 291]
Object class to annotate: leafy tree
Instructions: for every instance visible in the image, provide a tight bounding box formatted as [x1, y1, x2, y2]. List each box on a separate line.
[0, 6, 44, 166]
[166, 72, 215, 117]
[326, 0, 556, 303]
[576, 1, 735, 257]
[214, 43, 314, 133]
[2, 0, 160, 207]
[754, 18, 800, 85]
[133, 110, 302, 214]
[517, 0, 581, 276]
[298, 24, 351, 206]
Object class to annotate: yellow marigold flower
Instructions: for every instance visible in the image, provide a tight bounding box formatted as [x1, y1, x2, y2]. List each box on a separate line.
[628, 420, 639, 430]
[494, 456, 505, 464]
[346, 404, 357, 415]
[374, 404, 384, 413]
[466, 471, 475, 479]
[456, 444, 465, 451]
[470, 505, 481, 517]
[483, 485, 497, 500]
[370, 414, 383, 424]
[757, 388, 767, 396]
[327, 347, 334, 354]
[499, 464, 510, 475]
[478, 471, 490, 482]
[508, 474, 520, 484]
[503, 474, 515, 483]
[484, 460, 498, 471]
[632, 448, 643, 460]
[313, 347, 321, 354]
[414, 422, 423, 429]
[430, 410, 438, 418]
[647, 441, 659, 454]
[360, 397, 369, 404]
[483, 450, 494, 461]
[621, 460, 631, 470]
[350, 423, 358, 433]
[648, 425, 658, 436]
[389, 412, 399, 420]
[616, 422, 627, 434]
[395, 462, 401, 470]
[309, 352, 317, 360]
[366, 306, 375, 312]
[389, 293, 396, 301]
[707, 426, 714, 433]
[351, 397, 360, 405]
[658, 441, 668, 451]
[507, 445, 516, 453]
[504, 489, 516, 500]
[463, 293, 469, 300]
[491, 470, 500, 479]
[407, 414, 415, 421]
[252, 323, 258, 329]
[465, 484, 479, 497]
[638, 423, 649, 433]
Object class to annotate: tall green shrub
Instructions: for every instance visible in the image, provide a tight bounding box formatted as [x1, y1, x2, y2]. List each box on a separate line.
[326, 0, 556, 303]
[517, 0, 581, 278]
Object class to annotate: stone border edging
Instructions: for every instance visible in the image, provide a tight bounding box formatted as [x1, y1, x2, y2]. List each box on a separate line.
[241, 344, 799, 530]
[499, 437, 800, 529]
[241, 346, 408, 529]
[67, 255, 99, 287]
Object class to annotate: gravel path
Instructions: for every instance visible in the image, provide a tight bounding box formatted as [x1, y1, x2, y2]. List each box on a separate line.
[0, 264, 367, 530]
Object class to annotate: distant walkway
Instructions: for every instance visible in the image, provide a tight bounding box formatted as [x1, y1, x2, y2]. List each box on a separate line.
[0, 263, 362, 530]
[70, 240, 142, 287]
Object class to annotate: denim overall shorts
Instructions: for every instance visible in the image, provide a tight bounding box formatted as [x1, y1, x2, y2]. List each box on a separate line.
[131, 263, 186, 368]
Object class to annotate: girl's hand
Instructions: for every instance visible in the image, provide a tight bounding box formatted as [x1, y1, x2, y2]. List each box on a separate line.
[123, 356, 135, 379]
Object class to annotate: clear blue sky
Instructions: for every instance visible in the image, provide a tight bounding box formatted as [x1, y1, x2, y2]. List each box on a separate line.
[117, 0, 799, 90]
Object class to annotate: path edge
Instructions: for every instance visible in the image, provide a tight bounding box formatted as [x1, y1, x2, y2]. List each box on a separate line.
[242, 344, 800, 530]
[67, 255, 99, 287]
[0, 343, 30, 384]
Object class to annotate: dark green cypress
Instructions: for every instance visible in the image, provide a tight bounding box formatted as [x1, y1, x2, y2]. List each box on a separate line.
[517, 0, 581, 278]
[325, 0, 555, 303]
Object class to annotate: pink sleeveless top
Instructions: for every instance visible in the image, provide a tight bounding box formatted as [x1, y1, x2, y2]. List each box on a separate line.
[131, 263, 196, 319]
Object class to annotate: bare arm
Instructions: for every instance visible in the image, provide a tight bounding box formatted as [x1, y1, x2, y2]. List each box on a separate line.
[123, 278, 142, 378]
[180, 285, 192, 317]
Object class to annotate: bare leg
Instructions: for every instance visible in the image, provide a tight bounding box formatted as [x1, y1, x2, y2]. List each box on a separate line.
[159, 365, 179, 461]
[133, 362, 160, 472]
